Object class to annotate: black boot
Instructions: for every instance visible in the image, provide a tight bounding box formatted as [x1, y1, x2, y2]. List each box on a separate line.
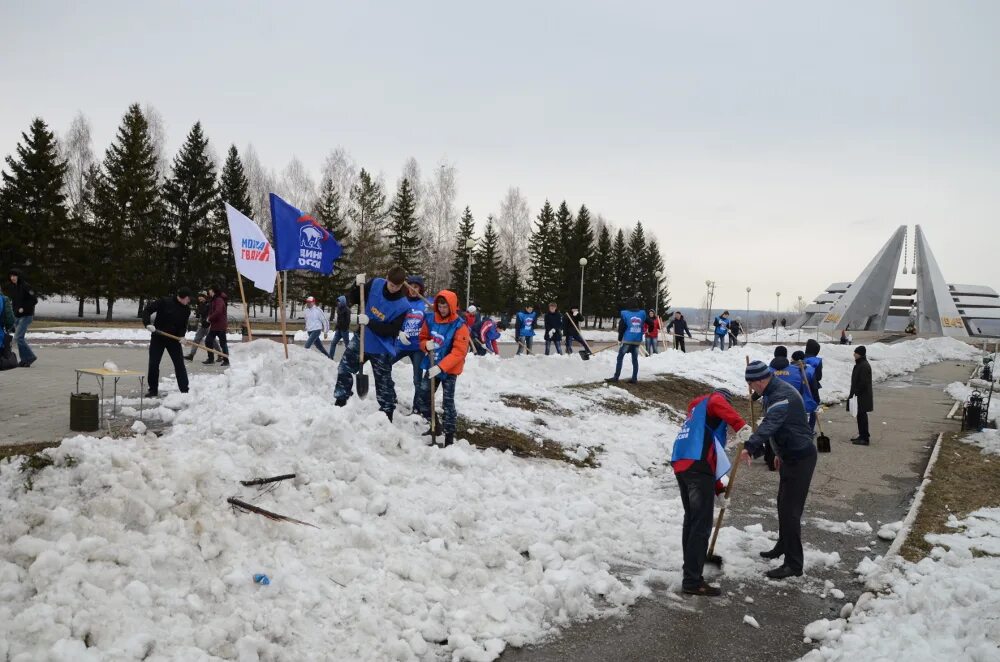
[759, 547, 784, 559]
[444, 432, 454, 447]
[202, 358, 215, 365]
[765, 565, 803, 580]
[852, 438, 870, 446]
[335, 398, 347, 407]
[682, 582, 722, 597]
[144, 390, 158, 398]
[185, 354, 194, 362]
[220, 360, 230, 367]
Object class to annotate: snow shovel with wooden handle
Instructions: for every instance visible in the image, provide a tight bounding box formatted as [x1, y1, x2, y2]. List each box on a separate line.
[706, 355, 756, 566]
[565, 316, 593, 360]
[355, 275, 369, 398]
[154, 330, 229, 360]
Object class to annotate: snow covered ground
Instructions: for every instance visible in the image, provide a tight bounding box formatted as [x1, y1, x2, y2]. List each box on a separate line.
[0, 337, 982, 661]
[802, 508, 1000, 661]
[27, 329, 244, 342]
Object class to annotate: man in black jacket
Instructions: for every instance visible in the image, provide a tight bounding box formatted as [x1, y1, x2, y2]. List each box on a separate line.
[665, 311, 693, 352]
[562, 307, 585, 354]
[7, 268, 38, 367]
[849, 345, 874, 445]
[142, 287, 193, 396]
[543, 302, 563, 355]
[740, 360, 818, 579]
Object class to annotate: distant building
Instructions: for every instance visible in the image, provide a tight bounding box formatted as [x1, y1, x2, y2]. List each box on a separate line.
[792, 226, 999, 338]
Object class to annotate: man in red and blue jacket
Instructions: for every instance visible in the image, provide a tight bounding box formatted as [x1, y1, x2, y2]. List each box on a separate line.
[671, 388, 750, 596]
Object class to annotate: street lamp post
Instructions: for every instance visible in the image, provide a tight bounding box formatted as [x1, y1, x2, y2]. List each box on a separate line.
[746, 287, 751, 334]
[704, 280, 716, 333]
[654, 270, 663, 319]
[465, 237, 477, 310]
[775, 291, 782, 341]
[578, 257, 588, 318]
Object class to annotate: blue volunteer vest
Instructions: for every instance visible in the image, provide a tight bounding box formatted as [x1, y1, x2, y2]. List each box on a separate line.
[363, 278, 411, 356]
[421, 316, 465, 370]
[396, 299, 426, 353]
[805, 356, 822, 384]
[671, 399, 732, 481]
[773, 363, 818, 413]
[620, 309, 646, 343]
[715, 317, 729, 336]
[517, 311, 537, 337]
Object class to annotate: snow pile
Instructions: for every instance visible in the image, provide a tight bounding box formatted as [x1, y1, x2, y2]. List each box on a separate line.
[802, 508, 1000, 661]
[811, 519, 873, 536]
[0, 336, 978, 661]
[962, 429, 1000, 456]
[745, 328, 834, 344]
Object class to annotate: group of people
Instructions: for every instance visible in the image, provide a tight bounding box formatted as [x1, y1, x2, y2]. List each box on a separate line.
[512, 302, 587, 356]
[670, 337, 876, 596]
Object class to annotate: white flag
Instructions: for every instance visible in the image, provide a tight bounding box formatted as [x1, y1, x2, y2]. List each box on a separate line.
[225, 203, 277, 293]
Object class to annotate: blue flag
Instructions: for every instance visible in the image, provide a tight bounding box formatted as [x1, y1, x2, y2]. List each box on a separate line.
[269, 193, 343, 274]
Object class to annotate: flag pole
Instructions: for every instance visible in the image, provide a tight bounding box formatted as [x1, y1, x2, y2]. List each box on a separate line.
[276, 272, 289, 359]
[236, 273, 254, 341]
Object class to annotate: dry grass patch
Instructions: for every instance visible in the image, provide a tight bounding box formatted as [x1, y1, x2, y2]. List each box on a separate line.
[569, 374, 749, 421]
[0, 441, 59, 462]
[901, 431, 1000, 562]
[456, 417, 598, 468]
[499, 394, 573, 417]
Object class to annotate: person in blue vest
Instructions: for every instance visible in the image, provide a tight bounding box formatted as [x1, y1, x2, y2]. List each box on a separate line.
[672, 388, 752, 596]
[771, 349, 818, 424]
[712, 311, 730, 351]
[791, 350, 820, 431]
[740, 360, 818, 580]
[393, 275, 429, 415]
[334, 266, 413, 421]
[515, 304, 537, 355]
[803, 339, 824, 429]
[418, 289, 470, 447]
[610, 299, 645, 383]
[478, 316, 502, 355]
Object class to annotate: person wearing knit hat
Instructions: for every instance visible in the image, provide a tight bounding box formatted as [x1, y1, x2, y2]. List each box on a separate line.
[803, 339, 824, 430]
[740, 359, 818, 580]
[848, 345, 873, 444]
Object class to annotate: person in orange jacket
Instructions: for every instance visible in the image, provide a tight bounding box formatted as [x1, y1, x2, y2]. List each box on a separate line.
[418, 289, 470, 447]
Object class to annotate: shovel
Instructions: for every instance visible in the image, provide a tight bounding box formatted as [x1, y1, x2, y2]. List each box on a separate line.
[355, 274, 369, 398]
[566, 316, 593, 360]
[707, 355, 756, 566]
[429, 368, 438, 447]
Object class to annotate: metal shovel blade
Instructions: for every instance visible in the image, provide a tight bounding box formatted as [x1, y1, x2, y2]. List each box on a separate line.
[579, 350, 591, 361]
[817, 433, 831, 453]
[356, 369, 370, 399]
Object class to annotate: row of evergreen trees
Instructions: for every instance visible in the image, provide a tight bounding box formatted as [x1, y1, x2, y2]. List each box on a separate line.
[0, 104, 670, 322]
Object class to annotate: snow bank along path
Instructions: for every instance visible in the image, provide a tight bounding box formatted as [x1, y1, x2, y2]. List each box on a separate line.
[0, 338, 980, 661]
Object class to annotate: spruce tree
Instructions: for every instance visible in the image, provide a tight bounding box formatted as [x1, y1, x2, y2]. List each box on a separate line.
[163, 122, 220, 291]
[565, 204, 594, 310]
[91, 104, 165, 319]
[314, 176, 352, 299]
[553, 201, 573, 306]
[347, 168, 390, 277]
[0, 118, 70, 295]
[449, 206, 477, 308]
[592, 224, 613, 326]
[388, 177, 422, 276]
[218, 145, 253, 295]
[499, 263, 525, 324]
[625, 221, 648, 302]
[611, 228, 629, 313]
[528, 200, 561, 305]
[645, 238, 669, 315]
[472, 216, 503, 315]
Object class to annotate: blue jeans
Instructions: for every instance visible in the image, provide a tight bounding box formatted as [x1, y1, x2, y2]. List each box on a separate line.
[333, 336, 396, 414]
[712, 333, 727, 351]
[15, 316, 35, 363]
[613, 343, 639, 381]
[565, 332, 584, 353]
[329, 330, 351, 359]
[644, 336, 659, 354]
[419, 372, 457, 434]
[393, 350, 424, 412]
[304, 330, 330, 357]
[545, 334, 562, 355]
[516, 336, 533, 355]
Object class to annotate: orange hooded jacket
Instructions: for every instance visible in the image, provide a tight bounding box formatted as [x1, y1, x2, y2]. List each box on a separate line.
[419, 289, 470, 375]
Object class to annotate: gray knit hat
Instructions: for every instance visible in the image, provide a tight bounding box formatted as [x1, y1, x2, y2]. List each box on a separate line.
[745, 360, 771, 382]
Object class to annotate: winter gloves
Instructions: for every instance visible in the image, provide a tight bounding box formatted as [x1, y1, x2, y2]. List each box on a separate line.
[736, 425, 753, 444]
[353, 314, 369, 326]
[355, 274, 366, 286]
[146, 325, 156, 333]
[398, 331, 411, 346]
[425, 340, 439, 351]
[428, 366, 442, 379]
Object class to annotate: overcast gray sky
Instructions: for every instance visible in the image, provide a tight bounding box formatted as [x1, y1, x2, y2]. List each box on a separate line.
[2, 0, 998, 308]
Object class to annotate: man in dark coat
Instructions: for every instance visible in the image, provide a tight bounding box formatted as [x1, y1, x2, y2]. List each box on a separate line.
[562, 307, 585, 354]
[143, 287, 193, 396]
[849, 345, 874, 445]
[7, 268, 38, 367]
[740, 360, 818, 579]
[543, 302, 563, 355]
[202, 285, 230, 366]
[666, 311, 693, 352]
